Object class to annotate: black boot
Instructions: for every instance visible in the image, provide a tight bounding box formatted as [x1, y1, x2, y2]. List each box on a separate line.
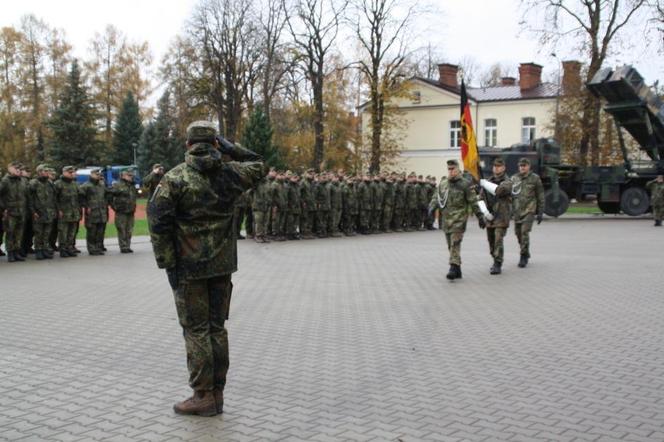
[60, 250, 72, 258]
[446, 264, 461, 280]
[490, 261, 502, 275]
[518, 254, 528, 268]
[456, 264, 462, 279]
[35, 250, 46, 260]
[655, 220, 662, 226]
[8, 252, 16, 262]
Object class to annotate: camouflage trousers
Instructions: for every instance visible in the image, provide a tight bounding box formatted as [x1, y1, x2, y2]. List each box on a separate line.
[58, 220, 78, 251]
[33, 221, 53, 252]
[425, 210, 435, 229]
[3, 214, 25, 252]
[287, 212, 301, 236]
[343, 211, 357, 234]
[21, 217, 33, 254]
[85, 220, 106, 253]
[49, 219, 58, 250]
[358, 209, 371, 232]
[392, 209, 404, 231]
[115, 213, 134, 251]
[173, 274, 232, 392]
[300, 210, 314, 236]
[371, 209, 382, 232]
[514, 222, 533, 257]
[253, 210, 268, 238]
[486, 227, 507, 264]
[408, 209, 419, 230]
[329, 209, 342, 234]
[653, 204, 663, 221]
[445, 231, 464, 265]
[382, 207, 393, 231]
[316, 210, 329, 236]
[272, 209, 287, 236]
[245, 208, 254, 236]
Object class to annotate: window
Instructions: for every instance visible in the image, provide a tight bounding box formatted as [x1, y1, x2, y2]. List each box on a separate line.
[485, 118, 497, 147]
[450, 120, 461, 148]
[521, 117, 536, 143]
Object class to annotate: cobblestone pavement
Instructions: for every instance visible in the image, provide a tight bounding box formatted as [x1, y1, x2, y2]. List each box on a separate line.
[1, 218, 663, 441]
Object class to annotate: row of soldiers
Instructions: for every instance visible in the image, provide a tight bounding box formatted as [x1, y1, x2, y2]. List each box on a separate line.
[0, 161, 138, 262]
[237, 169, 440, 242]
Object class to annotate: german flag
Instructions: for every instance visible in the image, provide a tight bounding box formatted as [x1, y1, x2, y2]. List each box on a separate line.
[460, 80, 480, 181]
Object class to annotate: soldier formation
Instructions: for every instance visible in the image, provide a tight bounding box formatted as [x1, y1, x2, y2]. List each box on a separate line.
[241, 169, 438, 243]
[0, 162, 140, 262]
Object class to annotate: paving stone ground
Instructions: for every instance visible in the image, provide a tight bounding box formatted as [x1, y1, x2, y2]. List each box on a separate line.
[1, 218, 663, 442]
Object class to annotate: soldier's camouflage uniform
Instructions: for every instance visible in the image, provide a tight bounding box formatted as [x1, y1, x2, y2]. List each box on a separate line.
[371, 180, 384, 233]
[357, 180, 372, 233]
[417, 182, 429, 230]
[646, 179, 664, 224]
[286, 181, 301, 238]
[233, 191, 249, 237]
[328, 181, 343, 236]
[299, 177, 316, 237]
[147, 142, 265, 395]
[481, 173, 513, 265]
[109, 177, 137, 252]
[430, 175, 483, 265]
[425, 182, 436, 229]
[341, 180, 358, 235]
[29, 175, 57, 255]
[272, 179, 288, 238]
[0, 174, 28, 254]
[54, 176, 81, 254]
[382, 180, 395, 232]
[511, 172, 544, 258]
[142, 171, 164, 198]
[251, 178, 272, 240]
[392, 179, 406, 231]
[80, 176, 108, 254]
[405, 182, 418, 231]
[315, 180, 331, 237]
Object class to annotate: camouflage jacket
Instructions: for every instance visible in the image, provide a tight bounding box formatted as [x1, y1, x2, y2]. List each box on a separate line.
[142, 172, 163, 197]
[383, 182, 395, 209]
[300, 179, 316, 211]
[288, 182, 301, 214]
[511, 172, 544, 222]
[429, 175, 482, 233]
[342, 182, 359, 214]
[147, 142, 266, 279]
[329, 182, 343, 210]
[54, 177, 81, 222]
[371, 181, 384, 211]
[274, 180, 288, 210]
[417, 183, 429, 209]
[109, 179, 137, 214]
[394, 181, 406, 209]
[29, 177, 57, 223]
[481, 173, 513, 228]
[0, 175, 29, 217]
[315, 181, 331, 210]
[646, 180, 664, 206]
[405, 183, 418, 210]
[357, 181, 372, 211]
[252, 178, 272, 211]
[80, 179, 109, 223]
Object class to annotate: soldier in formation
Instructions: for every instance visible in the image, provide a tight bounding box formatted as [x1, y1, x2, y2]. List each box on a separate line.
[646, 175, 664, 226]
[479, 158, 513, 275]
[511, 158, 544, 268]
[109, 169, 138, 253]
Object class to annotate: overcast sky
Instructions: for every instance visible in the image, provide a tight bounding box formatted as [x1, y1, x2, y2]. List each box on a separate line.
[3, 0, 662, 101]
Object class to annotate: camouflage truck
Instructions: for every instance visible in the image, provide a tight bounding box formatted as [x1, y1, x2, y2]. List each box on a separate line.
[479, 65, 663, 217]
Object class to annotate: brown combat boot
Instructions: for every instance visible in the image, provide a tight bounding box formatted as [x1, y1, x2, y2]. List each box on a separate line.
[214, 389, 224, 414]
[173, 391, 217, 417]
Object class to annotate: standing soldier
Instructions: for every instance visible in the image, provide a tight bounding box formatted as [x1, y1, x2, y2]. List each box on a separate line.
[511, 157, 544, 268]
[109, 169, 138, 253]
[54, 166, 81, 258]
[142, 163, 165, 197]
[251, 174, 272, 243]
[392, 174, 406, 232]
[299, 170, 316, 239]
[0, 161, 29, 262]
[425, 176, 437, 230]
[480, 158, 513, 275]
[342, 176, 357, 236]
[370, 175, 383, 233]
[315, 173, 331, 237]
[80, 169, 108, 255]
[286, 173, 301, 239]
[20, 166, 35, 256]
[147, 120, 265, 417]
[272, 172, 289, 241]
[47, 168, 59, 253]
[233, 191, 249, 239]
[328, 174, 343, 237]
[417, 175, 429, 231]
[29, 165, 57, 260]
[429, 159, 486, 280]
[405, 173, 418, 231]
[382, 174, 395, 233]
[265, 168, 278, 239]
[646, 175, 664, 226]
[357, 175, 372, 234]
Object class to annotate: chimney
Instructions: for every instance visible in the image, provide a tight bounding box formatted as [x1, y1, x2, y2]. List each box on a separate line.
[438, 63, 459, 89]
[501, 76, 516, 86]
[561, 60, 582, 95]
[518, 62, 543, 90]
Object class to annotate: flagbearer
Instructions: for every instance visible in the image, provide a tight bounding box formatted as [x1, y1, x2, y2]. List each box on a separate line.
[429, 159, 486, 280]
[511, 157, 544, 268]
[479, 158, 513, 275]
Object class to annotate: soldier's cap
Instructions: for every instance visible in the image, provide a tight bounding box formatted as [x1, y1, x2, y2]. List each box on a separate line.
[447, 159, 459, 167]
[493, 157, 505, 166]
[89, 168, 102, 175]
[36, 164, 53, 173]
[152, 163, 163, 169]
[8, 160, 23, 169]
[518, 157, 531, 166]
[62, 165, 76, 173]
[186, 120, 218, 143]
[121, 168, 135, 175]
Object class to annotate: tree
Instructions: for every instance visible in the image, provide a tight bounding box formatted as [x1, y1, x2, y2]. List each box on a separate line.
[112, 91, 143, 164]
[351, 0, 416, 172]
[284, 0, 346, 170]
[241, 107, 283, 168]
[137, 120, 157, 175]
[47, 60, 99, 168]
[151, 91, 183, 171]
[521, 0, 649, 165]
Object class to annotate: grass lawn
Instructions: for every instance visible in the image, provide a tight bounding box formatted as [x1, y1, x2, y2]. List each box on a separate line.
[565, 204, 603, 215]
[76, 219, 150, 239]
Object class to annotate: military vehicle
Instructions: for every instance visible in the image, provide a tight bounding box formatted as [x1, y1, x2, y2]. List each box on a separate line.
[479, 65, 663, 217]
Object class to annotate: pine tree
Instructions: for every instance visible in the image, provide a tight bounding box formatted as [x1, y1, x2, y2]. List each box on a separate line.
[112, 91, 143, 165]
[241, 107, 283, 168]
[137, 120, 157, 175]
[47, 60, 99, 168]
[151, 91, 183, 170]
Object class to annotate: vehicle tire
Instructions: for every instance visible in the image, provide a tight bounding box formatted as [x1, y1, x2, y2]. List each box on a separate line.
[597, 200, 620, 214]
[620, 187, 650, 216]
[544, 189, 570, 217]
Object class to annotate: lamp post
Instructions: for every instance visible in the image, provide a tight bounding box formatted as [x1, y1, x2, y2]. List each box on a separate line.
[132, 142, 138, 166]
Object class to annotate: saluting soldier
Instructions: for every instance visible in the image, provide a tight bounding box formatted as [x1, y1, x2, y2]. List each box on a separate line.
[0, 161, 29, 262]
[511, 157, 545, 268]
[646, 175, 664, 226]
[357, 175, 372, 234]
[54, 166, 81, 258]
[392, 174, 406, 232]
[142, 163, 165, 197]
[286, 173, 301, 239]
[109, 169, 138, 253]
[315, 173, 331, 237]
[328, 174, 343, 237]
[28, 164, 57, 260]
[382, 174, 395, 233]
[272, 172, 289, 241]
[405, 173, 419, 231]
[299, 170, 316, 239]
[80, 169, 108, 255]
[429, 159, 486, 280]
[480, 158, 513, 275]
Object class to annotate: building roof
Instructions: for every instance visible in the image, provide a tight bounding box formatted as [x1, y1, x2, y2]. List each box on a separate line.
[414, 77, 559, 102]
